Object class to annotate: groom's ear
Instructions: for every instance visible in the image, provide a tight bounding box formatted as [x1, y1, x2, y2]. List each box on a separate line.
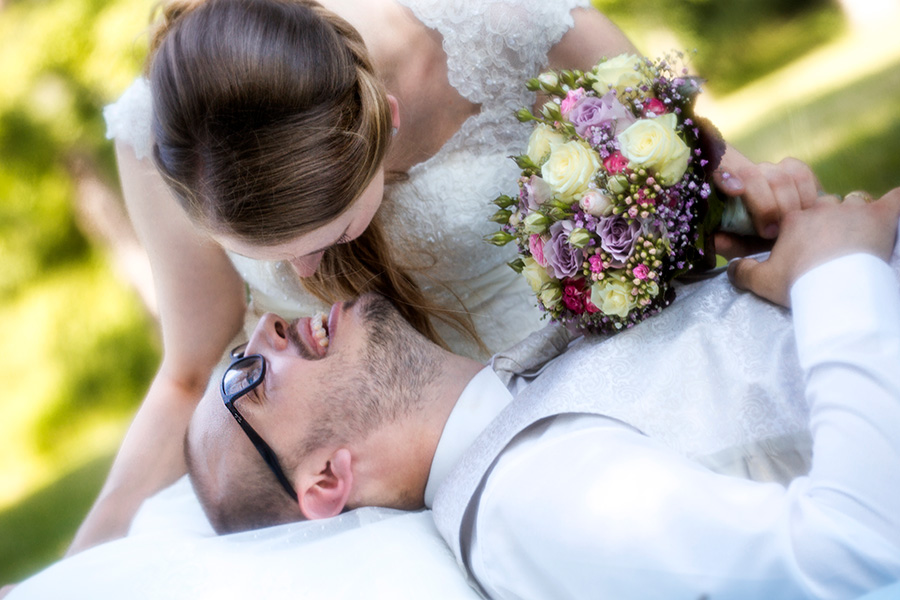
[296, 448, 353, 520]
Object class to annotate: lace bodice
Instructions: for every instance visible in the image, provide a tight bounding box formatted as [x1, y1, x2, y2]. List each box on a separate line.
[104, 0, 590, 360]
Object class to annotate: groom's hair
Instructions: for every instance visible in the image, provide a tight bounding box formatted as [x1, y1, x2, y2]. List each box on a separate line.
[185, 428, 305, 534]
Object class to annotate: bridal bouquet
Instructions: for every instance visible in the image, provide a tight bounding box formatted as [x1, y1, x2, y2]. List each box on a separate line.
[487, 52, 727, 334]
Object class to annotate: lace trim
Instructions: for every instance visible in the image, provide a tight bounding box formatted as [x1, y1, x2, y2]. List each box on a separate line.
[397, 0, 588, 105]
[103, 78, 153, 160]
[396, 0, 590, 165]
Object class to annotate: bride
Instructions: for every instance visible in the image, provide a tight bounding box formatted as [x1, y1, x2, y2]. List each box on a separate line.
[64, 0, 821, 577]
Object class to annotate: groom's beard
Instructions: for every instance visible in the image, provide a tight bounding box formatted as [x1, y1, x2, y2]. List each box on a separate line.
[302, 293, 439, 450]
[360, 293, 439, 422]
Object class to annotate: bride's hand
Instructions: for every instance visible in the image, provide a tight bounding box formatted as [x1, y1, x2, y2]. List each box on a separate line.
[727, 188, 900, 306]
[713, 150, 822, 259]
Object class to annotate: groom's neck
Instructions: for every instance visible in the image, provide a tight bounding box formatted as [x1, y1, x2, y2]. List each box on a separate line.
[362, 351, 484, 509]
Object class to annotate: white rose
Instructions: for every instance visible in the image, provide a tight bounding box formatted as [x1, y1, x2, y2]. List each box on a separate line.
[541, 140, 601, 203]
[591, 54, 649, 96]
[617, 113, 690, 185]
[590, 276, 636, 318]
[522, 257, 552, 293]
[526, 124, 567, 166]
[539, 283, 563, 310]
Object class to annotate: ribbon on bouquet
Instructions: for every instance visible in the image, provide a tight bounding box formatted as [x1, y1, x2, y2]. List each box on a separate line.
[720, 196, 755, 236]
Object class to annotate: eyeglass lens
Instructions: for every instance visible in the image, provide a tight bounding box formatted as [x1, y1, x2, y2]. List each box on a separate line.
[223, 356, 264, 397]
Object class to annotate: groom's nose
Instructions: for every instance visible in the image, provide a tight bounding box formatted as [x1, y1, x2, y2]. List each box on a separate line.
[245, 313, 290, 356]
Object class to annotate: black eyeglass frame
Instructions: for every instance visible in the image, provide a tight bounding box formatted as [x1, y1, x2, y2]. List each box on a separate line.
[220, 345, 299, 502]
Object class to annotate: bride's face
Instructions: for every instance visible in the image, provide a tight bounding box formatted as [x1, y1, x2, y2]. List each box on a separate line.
[217, 168, 385, 277]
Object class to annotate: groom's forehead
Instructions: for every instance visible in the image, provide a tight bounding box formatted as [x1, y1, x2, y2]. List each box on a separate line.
[191, 383, 241, 462]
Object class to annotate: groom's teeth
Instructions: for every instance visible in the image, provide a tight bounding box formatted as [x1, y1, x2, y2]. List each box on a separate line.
[311, 313, 329, 348]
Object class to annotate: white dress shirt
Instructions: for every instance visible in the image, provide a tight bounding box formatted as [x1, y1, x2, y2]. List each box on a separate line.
[427, 254, 900, 599]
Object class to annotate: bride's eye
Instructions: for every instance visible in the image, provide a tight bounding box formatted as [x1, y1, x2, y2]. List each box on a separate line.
[335, 233, 351, 245]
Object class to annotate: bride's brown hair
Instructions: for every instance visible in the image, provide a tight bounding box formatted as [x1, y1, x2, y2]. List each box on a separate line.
[148, 0, 480, 351]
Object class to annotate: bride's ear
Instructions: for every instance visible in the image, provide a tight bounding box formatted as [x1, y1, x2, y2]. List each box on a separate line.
[387, 94, 400, 131]
[296, 448, 353, 520]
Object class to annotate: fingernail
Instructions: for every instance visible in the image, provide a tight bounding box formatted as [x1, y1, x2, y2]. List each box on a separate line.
[763, 224, 779, 238]
[721, 173, 742, 192]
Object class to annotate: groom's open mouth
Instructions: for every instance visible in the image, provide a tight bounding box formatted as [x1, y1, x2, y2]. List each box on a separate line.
[292, 302, 341, 360]
[309, 312, 329, 350]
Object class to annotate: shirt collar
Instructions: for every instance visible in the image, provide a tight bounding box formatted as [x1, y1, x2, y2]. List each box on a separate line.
[423, 366, 514, 507]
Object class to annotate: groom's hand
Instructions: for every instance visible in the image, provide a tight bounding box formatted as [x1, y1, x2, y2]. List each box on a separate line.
[727, 188, 900, 307]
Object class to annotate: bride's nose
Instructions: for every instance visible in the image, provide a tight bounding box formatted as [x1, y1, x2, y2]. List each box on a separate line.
[245, 313, 291, 355]
[289, 252, 324, 277]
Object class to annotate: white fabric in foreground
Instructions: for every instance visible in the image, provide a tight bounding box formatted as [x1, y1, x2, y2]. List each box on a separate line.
[10, 477, 482, 600]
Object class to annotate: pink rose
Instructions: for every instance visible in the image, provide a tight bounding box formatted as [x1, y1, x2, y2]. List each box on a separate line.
[579, 189, 614, 217]
[589, 255, 605, 273]
[642, 98, 668, 117]
[633, 264, 650, 280]
[529, 234, 548, 267]
[584, 297, 600, 313]
[603, 151, 629, 174]
[560, 88, 586, 117]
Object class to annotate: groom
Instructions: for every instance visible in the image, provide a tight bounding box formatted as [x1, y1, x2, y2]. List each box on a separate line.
[186, 191, 900, 599]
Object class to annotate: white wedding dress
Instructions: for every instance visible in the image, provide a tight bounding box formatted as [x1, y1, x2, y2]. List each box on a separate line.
[103, 0, 592, 361]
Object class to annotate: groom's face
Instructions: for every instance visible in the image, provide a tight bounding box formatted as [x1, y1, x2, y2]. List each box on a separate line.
[187, 293, 429, 524]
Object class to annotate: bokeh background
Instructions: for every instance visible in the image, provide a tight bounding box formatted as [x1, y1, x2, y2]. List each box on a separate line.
[1, 0, 899, 586]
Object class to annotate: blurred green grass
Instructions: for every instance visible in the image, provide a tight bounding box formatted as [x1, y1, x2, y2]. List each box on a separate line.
[1, 0, 899, 588]
[0, 0, 160, 584]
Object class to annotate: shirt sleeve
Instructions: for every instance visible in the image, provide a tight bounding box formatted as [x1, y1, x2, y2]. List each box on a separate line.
[470, 254, 900, 600]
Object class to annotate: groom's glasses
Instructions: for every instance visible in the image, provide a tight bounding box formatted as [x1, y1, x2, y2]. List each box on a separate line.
[220, 344, 299, 502]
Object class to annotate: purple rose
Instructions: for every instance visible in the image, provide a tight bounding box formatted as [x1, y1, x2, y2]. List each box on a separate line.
[543, 220, 584, 279]
[520, 175, 552, 211]
[598, 214, 640, 266]
[568, 91, 637, 139]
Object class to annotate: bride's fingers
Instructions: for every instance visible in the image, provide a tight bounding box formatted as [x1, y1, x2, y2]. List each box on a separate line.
[780, 157, 821, 208]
